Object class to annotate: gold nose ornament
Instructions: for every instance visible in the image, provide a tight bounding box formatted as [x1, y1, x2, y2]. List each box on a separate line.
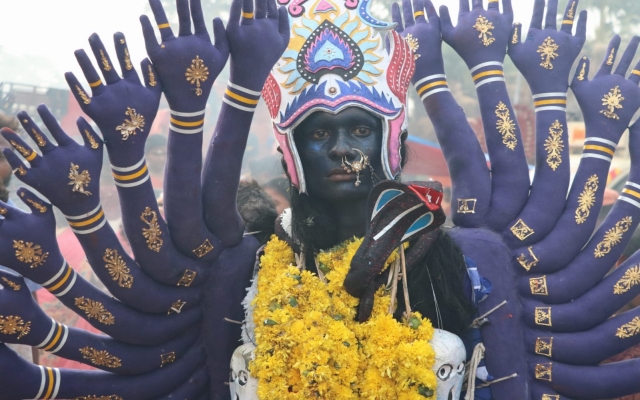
[341, 148, 370, 187]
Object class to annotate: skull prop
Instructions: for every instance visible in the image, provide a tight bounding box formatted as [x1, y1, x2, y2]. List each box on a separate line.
[430, 329, 466, 400]
[229, 343, 258, 400]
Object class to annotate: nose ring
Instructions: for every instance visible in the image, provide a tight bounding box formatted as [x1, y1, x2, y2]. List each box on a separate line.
[341, 148, 370, 187]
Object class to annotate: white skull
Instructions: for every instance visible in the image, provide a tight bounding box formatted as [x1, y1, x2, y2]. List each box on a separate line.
[229, 343, 259, 400]
[430, 329, 466, 400]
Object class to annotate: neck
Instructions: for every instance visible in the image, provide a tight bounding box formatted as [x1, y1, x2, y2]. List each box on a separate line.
[328, 196, 368, 243]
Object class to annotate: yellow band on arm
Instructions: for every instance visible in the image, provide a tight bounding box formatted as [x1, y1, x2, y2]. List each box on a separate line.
[417, 81, 447, 96]
[68, 210, 105, 228]
[170, 118, 205, 127]
[113, 165, 149, 181]
[225, 89, 259, 105]
[584, 145, 615, 156]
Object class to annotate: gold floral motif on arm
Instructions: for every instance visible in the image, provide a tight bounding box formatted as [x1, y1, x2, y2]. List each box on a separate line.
[13, 240, 48, 268]
[545, 120, 564, 171]
[575, 175, 598, 224]
[116, 108, 145, 140]
[473, 16, 496, 47]
[601, 86, 624, 120]
[185, 55, 209, 96]
[594, 216, 633, 258]
[69, 163, 92, 196]
[538, 37, 559, 70]
[616, 316, 640, 338]
[614, 265, 640, 294]
[496, 102, 517, 150]
[0, 315, 31, 339]
[74, 297, 115, 325]
[103, 249, 133, 289]
[140, 207, 163, 252]
[79, 347, 122, 368]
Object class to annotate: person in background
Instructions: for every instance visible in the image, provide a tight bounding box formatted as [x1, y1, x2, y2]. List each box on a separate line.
[145, 134, 168, 193]
[262, 176, 290, 214]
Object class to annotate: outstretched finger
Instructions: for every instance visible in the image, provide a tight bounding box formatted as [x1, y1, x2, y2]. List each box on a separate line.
[440, 5, 454, 35]
[502, 0, 513, 15]
[241, 0, 255, 25]
[413, 0, 426, 22]
[459, 0, 469, 14]
[392, 2, 404, 32]
[571, 56, 590, 85]
[575, 10, 587, 40]
[266, 0, 278, 19]
[190, 0, 209, 37]
[140, 15, 160, 53]
[402, 0, 415, 27]
[212, 18, 229, 55]
[529, 0, 545, 31]
[114, 33, 141, 83]
[278, 6, 289, 39]
[229, 0, 243, 26]
[77, 118, 103, 151]
[1, 147, 30, 182]
[615, 36, 640, 77]
[17, 189, 50, 216]
[487, 0, 500, 11]
[596, 35, 621, 77]
[149, 0, 175, 40]
[1, 129, 40, 166]
[65, 72, 93, 109]
[256, 0, 267, 19]
[177, 0, 192, 37]
[88, 33, 120, 84]
[544, 0, 558, 30]
[425, 0, 438, 24]
[141, 58, 162, 92]
[509, 23, 522, 48]
[560, 0, 579, 33]
[74, 49, 105, 95]
[38, 105, 74, 147]
[471, 0, 483, 10]
[629, 59, 640, 85]
[17, 112, 55, 154]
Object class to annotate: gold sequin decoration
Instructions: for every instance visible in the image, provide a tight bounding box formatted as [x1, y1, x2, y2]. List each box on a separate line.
[457, 198, 477, 214]
[577, 59, 587, 81]
[76, 85, 91, 105]
[1, 277, 21, 291]
[85, 130, 99, 150]
[69, 163, 92, 196]
[510, 219, 535, 241]
[16, 166, 27, 176]
[177, 270, 197, 287]
[160, 351, 176, 367]
[168, 300, 186, 315]
[0, 315, 31, 339]
[148, 65, 158, 87]
[405, 34, 420, 60]
[511, 24, 520, 45]
[0, 206, 8, 215]
[606, 48, 615, 66]
[616, 316, 640, 338]
[185, 55, 209, 96]
[575, 175, 598, 224]
[545, 120, 564, 171]
[538, 37, 559, 70]
[535, 337, 553, 357]
[13, 240, 48, 268]
[123, 48, 133, 71]
[100, 50, 112, 71]
[141, 207, 163, 252]
[535, 307, 552, 327]
[567, 1, 576, 19]
[601, 85, 624, 120]
[496, 102, 517, 150]
[74, 297, 115, 325]
[542, 395, 560, 400]
[530, 276, 549, 296]
[31, 129, 46, 147]
[473, 15, 496, 47]
[535, 363, 553, 381]
[517, 247, 539, 271]
[614, 265, 640, 295]
[74, 396, 122, 400]
[79, 347, 122, 368]
[116, 107, 146, 140]
[10, 140, 32, 159]
[594, 216, 633, 258]
[103, 249, 133, 289]
[26, 199, 47, 213]
[192, 239, 214, 258]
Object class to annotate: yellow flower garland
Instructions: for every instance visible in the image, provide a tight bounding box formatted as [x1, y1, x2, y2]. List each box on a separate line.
[252, 236, 437, 399]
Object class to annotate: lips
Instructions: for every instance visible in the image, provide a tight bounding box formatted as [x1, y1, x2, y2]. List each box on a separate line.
[326, 167, 356, 182]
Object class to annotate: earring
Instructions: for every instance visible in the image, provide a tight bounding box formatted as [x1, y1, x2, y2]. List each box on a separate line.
[342, 149, 370, 187]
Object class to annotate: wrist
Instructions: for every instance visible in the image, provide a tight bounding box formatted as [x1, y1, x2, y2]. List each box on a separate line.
[169, 108, 206, 135]
[229, 68, 268, 94]
[109, 155, 151, 190]
[414, 74, 450, 102]
[63, 203, 106, 236]
[469, 61, 505, 90]
[222, 82, 261, 114]
[532, 92, 568, 114]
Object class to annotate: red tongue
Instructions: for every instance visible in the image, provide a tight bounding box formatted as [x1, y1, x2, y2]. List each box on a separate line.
[407, 185, 443, 211]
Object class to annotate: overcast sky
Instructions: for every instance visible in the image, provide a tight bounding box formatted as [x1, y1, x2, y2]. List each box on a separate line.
[0, 0, 593, 89]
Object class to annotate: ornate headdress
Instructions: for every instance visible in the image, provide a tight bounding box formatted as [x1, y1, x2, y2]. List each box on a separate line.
[262, 0, 415, 193]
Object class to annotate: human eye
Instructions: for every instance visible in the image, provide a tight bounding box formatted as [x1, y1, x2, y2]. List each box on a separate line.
[352, 126, 371, 137]
[311, 130, 330, 140]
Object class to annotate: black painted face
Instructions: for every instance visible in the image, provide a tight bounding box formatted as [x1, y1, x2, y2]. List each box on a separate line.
[294, 107, 384, 202]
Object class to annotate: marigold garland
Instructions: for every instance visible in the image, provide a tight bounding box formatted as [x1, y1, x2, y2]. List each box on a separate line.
[252, 236, 436, 399]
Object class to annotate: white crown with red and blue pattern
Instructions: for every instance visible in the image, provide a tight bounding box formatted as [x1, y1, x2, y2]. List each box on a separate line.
[262, 0, 415, 193]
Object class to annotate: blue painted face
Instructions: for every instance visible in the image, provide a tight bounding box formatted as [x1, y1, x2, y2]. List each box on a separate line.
[293, 107, 383, 202]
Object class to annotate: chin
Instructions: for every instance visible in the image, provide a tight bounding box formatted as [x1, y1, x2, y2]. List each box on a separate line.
[309, 180, 374, 203]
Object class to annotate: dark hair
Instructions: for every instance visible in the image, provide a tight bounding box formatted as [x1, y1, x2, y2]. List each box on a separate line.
[263, 177, 291, 202]
[0, 179, 9, 203]
[236, 180, 278, 245]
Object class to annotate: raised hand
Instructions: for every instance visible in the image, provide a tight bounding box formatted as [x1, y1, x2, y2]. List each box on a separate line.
[226, 0, 290, 91]
[392, 0, 445, 80]
[440, 0, 513, 67]
[141, 0, 229, 111]
[509, 0, 587, 93]
[65, 32, 162, 167]
[2, 108, 102, 216]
